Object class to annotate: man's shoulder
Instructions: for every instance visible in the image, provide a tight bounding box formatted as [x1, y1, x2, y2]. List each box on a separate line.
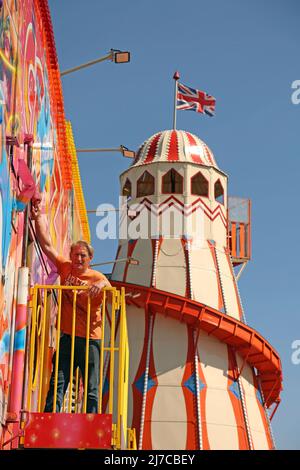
[56, 255, 71, 273]
[88, 269, 111, 287]
[57, 255, 70, 264]
[89, 269, 108, 281]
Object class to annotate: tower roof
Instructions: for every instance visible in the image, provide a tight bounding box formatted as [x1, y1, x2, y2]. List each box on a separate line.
[132, 129, 218, 168]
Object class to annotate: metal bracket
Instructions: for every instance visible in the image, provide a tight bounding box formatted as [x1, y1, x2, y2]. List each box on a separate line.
[24, 134, 34, 145]
[6, 135, 19, 147]
[270, 399, 280, 421]
[1, 429, 24, 449]
[235, 261, 248, 282]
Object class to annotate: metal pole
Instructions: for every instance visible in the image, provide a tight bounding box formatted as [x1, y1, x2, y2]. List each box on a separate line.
[173, 71, 180, 130]
[87, 209, 120, 213]
[9, 138, 32, 417]
[90, 257, 133, 267]
[194, 330, 203, 449]
[21, 141, 33, 267]
[9, 267, 29, 414]
[61, 52, 113, 76]
[76, 147, 121, 153]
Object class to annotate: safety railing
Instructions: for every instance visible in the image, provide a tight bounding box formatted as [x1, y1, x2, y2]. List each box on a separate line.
[227, 197, 251, 265]
[24, 284, 133, 449]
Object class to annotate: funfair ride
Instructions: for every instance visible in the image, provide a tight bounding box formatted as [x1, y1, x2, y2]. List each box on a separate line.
[111, 129, 282, 450]
[0, 0, 282, 451]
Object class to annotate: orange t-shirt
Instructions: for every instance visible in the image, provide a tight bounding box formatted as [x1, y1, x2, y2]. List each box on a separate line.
[55, 256, 111, 339]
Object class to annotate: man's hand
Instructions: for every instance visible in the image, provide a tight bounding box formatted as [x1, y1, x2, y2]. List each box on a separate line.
[31, 200, 42, 220]
[89, 280, 109, 299]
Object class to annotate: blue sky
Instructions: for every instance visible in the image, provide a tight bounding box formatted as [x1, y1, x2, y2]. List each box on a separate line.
[48, 0, 300, 449]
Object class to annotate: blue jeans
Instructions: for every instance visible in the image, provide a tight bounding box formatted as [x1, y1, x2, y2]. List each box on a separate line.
[44, 334, 101, 413]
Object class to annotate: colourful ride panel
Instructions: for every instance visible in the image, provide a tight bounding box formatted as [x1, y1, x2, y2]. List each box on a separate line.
[24, 412, 112, 449]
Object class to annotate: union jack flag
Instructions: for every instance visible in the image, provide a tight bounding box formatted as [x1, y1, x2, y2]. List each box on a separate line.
[177, 82, 216, 116]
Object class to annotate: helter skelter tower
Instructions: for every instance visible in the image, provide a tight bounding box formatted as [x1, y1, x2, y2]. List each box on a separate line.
[111, 129, 282, 450]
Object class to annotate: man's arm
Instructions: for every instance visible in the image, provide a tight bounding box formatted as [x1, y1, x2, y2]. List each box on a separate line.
[31, 202, 59, 266]
[89, 276, 112, 299]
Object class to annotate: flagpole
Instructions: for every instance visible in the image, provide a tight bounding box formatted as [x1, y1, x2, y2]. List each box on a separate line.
[173, 71, 180, 130]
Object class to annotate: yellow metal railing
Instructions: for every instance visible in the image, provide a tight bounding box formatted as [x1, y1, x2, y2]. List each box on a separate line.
[127, 428, 137, 450]
[25, 284, 134, 449]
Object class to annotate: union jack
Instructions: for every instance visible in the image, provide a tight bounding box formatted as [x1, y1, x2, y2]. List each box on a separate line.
[177, 82, 216, 116]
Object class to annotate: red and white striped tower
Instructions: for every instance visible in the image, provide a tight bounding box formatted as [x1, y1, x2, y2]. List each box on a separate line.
[111, 129, 282, 450]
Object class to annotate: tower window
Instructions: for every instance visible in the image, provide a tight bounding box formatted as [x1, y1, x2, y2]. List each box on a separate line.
[137, 171, 154, 197]
[122, 178, 132, 199]
[162, 169, 183, 194]
[191, 172, 209, 197]
[215, 179, 224, 205]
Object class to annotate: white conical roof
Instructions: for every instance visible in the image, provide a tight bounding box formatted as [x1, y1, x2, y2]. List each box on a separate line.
[132, 129, 218, 168]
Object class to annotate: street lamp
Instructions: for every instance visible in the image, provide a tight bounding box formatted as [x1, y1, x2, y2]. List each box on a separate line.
[60, 49, 130, 77]
[112, 50, 131, 64]
[76, 145, 135, 159]
[90, 257, 139, 268]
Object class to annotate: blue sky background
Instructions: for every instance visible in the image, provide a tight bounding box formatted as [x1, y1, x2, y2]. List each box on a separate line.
[48, 0, 300, 449]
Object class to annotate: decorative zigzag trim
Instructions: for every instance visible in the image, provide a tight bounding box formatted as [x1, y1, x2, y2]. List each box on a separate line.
[127, 195, 227, 228]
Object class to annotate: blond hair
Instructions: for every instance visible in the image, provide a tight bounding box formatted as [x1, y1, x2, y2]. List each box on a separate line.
[70, 240, 94, 258]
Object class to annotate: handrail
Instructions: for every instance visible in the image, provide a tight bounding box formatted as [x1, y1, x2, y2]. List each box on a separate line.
[25, 284, 134, 449]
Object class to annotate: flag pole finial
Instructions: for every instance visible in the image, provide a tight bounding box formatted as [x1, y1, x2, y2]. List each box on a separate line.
[173, 71, 180, 129]
[173, 71, 180, 81]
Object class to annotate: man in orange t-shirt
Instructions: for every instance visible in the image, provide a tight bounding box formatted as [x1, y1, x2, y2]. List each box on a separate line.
[31, 202, 111, 413]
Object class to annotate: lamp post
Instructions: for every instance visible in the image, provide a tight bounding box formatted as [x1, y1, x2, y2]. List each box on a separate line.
[31, 142, 135, 159]
[76, 145, 135, 158]
[90, 257, 139, 268]
[60, 49, 130, 77]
